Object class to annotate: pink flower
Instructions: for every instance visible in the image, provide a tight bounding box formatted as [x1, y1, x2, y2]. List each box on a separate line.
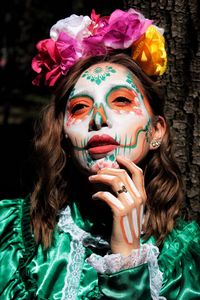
[103, 9, 152, 49]
[32, 39, 62, 86]
[82, 35, 107, 56]
[90, 9, 101, 24]
[56, 32, 80, 74]
[89, 9, 109, 35]
[32, 32, 81, 86]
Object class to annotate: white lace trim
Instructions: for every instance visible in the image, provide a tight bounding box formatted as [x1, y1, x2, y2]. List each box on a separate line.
[58, 206, 91, 300]
[87, 244, 166, 300]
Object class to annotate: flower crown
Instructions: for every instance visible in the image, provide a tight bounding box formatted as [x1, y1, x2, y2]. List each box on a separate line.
[32, 9, 167, 87]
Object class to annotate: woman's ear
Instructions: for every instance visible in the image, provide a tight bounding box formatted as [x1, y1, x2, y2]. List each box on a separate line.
[150, 116, 166, 150]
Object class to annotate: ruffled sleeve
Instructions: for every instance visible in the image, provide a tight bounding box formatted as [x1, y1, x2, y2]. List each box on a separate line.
[0, 197, 37, 299]
[159, 220, 200, 299]
[87, 243, 165, 299]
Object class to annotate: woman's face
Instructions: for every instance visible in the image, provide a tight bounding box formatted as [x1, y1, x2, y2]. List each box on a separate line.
[64, 63, 153, 174]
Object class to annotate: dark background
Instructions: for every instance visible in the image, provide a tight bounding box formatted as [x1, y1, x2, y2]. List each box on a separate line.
[0, 0, 199, 223]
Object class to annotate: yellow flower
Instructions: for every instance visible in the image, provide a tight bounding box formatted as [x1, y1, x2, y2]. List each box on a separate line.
[132, 25, 167, 76]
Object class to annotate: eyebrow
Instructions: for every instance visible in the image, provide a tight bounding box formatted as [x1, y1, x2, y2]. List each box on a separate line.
[68, 94, 94, 102]
[105, 85, 138, 100]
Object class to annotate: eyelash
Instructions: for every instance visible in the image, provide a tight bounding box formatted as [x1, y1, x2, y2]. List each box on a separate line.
[112, 97, 132, 104]
[71, 103, 88, 114]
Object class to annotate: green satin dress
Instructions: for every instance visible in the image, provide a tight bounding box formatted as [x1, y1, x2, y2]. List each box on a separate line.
[0, 196, 200, 300]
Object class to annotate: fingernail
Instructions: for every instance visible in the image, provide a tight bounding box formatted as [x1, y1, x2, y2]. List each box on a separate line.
[92, 194, 98, 200]
[88, 175, 96, 181]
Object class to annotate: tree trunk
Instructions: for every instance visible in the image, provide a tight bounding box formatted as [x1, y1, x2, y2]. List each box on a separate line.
[124, 0, 200, 222]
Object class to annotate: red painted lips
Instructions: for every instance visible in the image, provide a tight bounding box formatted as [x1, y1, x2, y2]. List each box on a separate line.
[86, 134, 119, 155]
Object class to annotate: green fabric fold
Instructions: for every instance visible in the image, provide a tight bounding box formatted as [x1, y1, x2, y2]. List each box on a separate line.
[0, 198, 32, 299]
[18, 195, 37, 298]
[158, 220, 200, 299]
[99, 263, 151, 299]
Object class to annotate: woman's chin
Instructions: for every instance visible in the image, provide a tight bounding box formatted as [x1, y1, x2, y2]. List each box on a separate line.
[88, 157, 120, 173]
[73, 152, 120, 175]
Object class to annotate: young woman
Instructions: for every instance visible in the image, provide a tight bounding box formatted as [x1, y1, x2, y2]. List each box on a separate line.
[0, 9, 200, 300]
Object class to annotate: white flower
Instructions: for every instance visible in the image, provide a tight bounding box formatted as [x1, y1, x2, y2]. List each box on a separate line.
[50, 14, 92, 41]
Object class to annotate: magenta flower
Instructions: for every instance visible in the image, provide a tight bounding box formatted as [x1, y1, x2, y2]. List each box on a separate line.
[32, 39, 62, 86]
[32, 32, 81, 86]
[89, 9, 109, 35]
[56, 32, 80, 74]
[103, 9, 152, 49]
[82, 35, 107, 56]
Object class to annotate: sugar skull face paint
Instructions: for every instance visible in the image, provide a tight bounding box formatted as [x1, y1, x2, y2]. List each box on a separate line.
[64, 63, 153, 173]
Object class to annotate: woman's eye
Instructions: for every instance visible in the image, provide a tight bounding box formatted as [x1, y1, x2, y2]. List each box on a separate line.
[113, 97, 132, 105]
[71, 103, 88, 114]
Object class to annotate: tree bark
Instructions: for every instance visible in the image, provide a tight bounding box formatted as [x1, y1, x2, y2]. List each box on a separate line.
[124, 0, 200, 222]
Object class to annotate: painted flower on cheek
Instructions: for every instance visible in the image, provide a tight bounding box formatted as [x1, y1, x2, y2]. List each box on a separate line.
[103, 9, 152, 49]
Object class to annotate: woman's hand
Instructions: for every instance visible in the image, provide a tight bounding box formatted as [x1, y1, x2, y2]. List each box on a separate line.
[89, 156, 146, 256]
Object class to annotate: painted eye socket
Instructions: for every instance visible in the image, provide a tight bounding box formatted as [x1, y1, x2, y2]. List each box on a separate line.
[108, 88, 139, 111]
[68, 97, 93, 119]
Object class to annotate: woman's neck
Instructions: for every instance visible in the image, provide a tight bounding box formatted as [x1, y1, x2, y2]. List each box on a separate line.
[68, 163, 113, 238]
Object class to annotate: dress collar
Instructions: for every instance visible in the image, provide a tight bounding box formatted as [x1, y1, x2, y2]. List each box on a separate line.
[58, 204, 110, 250]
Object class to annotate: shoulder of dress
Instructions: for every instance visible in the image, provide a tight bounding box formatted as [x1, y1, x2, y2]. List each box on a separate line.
[0, 196, 25, 207]
[0, 195, 31, 238]
[160, 218, 200, 261]
[172, 218, 200, 242]
[0, 195, 37, 297]
[0, 197, 26, 222]
[0, 195, 34, 246]
[158, 219, 200, 281]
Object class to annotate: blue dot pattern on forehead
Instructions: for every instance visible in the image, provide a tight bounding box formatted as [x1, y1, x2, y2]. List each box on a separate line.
[81, 66, 117, 85]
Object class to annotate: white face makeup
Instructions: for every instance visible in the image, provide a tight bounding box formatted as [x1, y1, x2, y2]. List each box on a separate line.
[63, 63, 153, 173]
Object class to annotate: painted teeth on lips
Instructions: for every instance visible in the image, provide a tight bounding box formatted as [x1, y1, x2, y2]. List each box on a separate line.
[86, 134, 119, 155]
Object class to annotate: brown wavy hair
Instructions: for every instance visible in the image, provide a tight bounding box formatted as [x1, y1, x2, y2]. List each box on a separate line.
[31, 53, 183, 248]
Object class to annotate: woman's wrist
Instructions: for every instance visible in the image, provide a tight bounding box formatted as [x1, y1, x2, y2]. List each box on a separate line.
[111, 240, 140, 256]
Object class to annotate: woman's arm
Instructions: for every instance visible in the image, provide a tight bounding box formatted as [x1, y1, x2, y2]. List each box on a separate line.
[89, 155, 145, 255]
[88, 155, 165, 299]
